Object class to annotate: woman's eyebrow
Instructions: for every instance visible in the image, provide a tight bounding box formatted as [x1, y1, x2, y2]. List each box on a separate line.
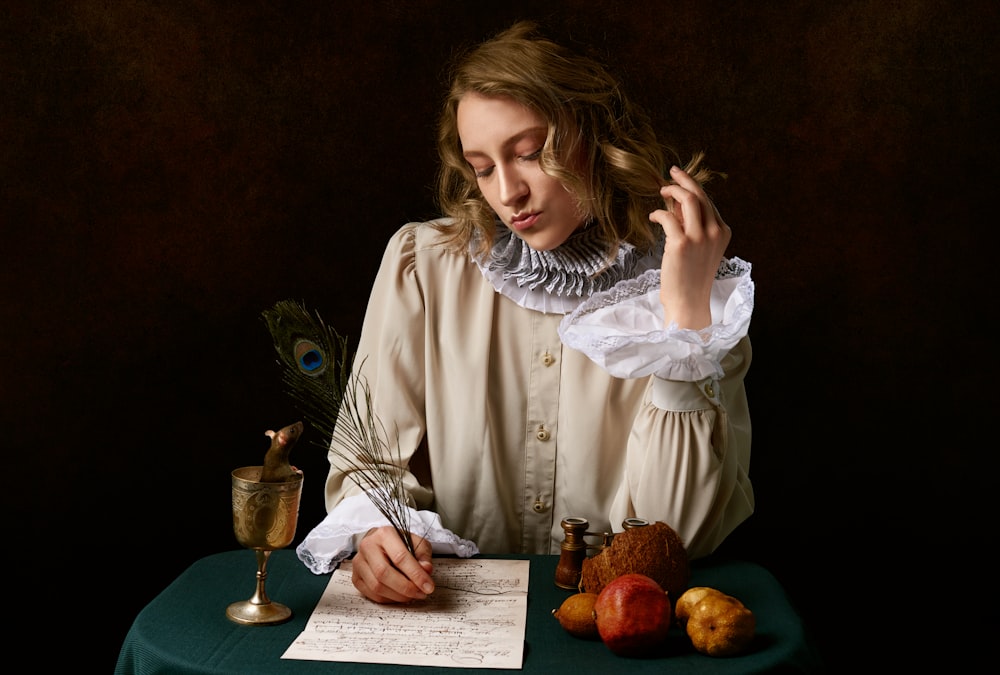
[462, 126, 547, 159]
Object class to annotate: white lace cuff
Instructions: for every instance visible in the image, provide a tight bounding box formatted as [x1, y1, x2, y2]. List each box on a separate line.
[558, 258, 754, 381]
[295, 492, 481, 575]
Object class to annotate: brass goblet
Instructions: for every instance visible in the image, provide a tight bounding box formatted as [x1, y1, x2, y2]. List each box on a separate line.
[226, 466, 303, 625]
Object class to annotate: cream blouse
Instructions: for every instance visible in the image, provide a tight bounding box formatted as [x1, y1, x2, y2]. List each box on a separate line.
[296, 219, 754, 575]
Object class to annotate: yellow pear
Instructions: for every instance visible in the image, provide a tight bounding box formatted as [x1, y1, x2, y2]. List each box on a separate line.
[684, 590, 755, 657]
[674, 586, 723, 629]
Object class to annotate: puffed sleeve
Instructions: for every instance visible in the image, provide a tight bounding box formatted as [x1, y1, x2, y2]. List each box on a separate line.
[296, 223, 478, 574]
[558, 257, 755, 558]
[322, 222, 432, 510]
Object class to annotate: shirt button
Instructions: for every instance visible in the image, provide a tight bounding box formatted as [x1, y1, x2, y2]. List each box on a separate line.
[703, 382, 715, 398]
[536, 426, 550, 441]
[542, 352, 555, 367]
[533, 500, 546, 513]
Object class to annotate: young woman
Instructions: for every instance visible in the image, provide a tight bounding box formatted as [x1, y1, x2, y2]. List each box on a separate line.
[297, 21, 755, 604]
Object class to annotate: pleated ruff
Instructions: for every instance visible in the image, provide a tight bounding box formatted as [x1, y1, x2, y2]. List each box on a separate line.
[472, 224, 663, 315]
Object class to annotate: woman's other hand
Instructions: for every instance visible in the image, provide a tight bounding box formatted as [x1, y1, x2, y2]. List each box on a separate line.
[351, 526, 435, 603]
[650, 165, 732, 330]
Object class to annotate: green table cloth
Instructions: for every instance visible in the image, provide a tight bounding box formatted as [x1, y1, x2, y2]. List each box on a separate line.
[115, 550, 822, 674]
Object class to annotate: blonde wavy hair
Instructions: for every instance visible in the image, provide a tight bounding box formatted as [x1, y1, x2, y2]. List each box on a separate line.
[434, 20, 718, 261]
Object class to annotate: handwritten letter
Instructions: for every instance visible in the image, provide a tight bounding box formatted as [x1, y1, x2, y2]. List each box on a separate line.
[282, 558, 530, 669]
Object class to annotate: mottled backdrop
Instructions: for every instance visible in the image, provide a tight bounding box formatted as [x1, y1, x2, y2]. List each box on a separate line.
[2, 0, 997, 670]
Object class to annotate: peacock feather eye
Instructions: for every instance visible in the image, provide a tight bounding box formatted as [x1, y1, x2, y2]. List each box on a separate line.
[262, 298, 352, 447]
[293, 339, 326, 375]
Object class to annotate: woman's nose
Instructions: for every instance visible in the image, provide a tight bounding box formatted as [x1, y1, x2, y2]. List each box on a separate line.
[497, 166, 528, 205]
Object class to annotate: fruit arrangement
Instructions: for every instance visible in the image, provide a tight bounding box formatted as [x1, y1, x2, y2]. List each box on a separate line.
[554, 578, 756, 658]
[552, 520, 755, 658]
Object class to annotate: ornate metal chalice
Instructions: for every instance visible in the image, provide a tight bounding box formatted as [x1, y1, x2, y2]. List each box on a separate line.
[226, 465, 303, 625]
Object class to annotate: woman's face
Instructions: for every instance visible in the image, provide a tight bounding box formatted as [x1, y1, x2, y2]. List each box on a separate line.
[457, 93, 587, 251]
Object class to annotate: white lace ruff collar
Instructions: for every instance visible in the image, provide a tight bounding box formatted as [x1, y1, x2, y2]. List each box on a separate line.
[472, 224, 662, 315]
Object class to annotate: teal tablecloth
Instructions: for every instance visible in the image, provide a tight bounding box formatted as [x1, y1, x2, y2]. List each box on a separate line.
[115, 550, 823, 674]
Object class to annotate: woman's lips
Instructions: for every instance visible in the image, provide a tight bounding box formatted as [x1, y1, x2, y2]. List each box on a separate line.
[510, 212, 539, 231]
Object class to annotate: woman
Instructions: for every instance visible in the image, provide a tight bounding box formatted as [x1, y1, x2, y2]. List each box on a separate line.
[296, 21, 754, 604]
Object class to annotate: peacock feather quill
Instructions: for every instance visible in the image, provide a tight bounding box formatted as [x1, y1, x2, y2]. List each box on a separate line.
[262, 299, 416, 554]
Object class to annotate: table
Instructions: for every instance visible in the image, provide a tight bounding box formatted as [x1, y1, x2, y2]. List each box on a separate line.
[115, 550, 823, 674]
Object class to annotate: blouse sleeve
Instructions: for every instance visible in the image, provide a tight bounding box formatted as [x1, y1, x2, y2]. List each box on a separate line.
[558, 257, 755, 558]
[322, 222, 432, 511]
[297, 223, 480, 574]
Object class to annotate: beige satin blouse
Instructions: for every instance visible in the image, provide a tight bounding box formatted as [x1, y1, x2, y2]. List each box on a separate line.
[320, 220, 753, 560]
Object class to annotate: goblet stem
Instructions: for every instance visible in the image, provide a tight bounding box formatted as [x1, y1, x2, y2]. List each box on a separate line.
[248, 549, 273, 606]
[226, 549, 293, 625]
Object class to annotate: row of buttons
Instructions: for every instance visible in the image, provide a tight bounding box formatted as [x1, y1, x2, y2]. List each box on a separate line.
[533, 348, 557, 515]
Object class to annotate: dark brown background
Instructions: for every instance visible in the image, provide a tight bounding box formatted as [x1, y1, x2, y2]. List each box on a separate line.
[3, 0, 996, 670]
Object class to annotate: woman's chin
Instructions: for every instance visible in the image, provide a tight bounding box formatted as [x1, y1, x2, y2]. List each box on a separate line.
[516, 230, 571, 252]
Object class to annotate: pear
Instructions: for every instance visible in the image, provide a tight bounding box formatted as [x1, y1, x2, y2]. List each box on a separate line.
[682, 588, 755, 657]
[674, 586, 723, 629]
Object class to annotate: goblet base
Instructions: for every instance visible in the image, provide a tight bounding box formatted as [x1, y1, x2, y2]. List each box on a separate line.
[226, 599, 293, 626]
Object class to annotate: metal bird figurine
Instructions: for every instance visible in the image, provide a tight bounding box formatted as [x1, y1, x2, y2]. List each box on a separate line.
[260, 420, 304, 483]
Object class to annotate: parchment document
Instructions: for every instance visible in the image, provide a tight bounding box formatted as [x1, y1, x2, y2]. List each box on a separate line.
[282, 558, 530, 669]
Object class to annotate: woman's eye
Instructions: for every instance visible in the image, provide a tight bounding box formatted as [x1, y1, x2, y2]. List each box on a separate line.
[470, 147, 540, 179]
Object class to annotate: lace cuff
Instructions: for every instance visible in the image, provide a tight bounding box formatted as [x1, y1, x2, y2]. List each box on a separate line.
[295, 492, 481, 575]
[558, 258, 754, 381]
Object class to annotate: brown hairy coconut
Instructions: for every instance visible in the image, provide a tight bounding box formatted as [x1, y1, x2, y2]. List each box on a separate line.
[579, 521, 690, 601]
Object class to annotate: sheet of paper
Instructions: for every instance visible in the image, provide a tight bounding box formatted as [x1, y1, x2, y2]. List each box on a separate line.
[282, 558, 530, 669]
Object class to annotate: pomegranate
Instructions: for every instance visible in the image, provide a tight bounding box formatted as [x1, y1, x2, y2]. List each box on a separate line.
[593, 573, 672, 657]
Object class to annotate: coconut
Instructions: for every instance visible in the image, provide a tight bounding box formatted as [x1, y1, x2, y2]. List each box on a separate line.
[579, 520, 690, 601]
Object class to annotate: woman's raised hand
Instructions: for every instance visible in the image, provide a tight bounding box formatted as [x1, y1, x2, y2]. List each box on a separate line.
[649, 165, 732, 330]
